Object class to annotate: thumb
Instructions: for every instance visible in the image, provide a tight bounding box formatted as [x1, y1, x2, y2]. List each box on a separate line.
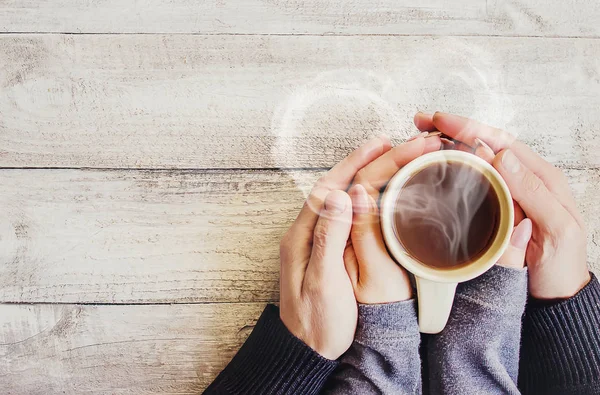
[497, 218, 532, 269]
[493, 149, 570, 231]
[348, 184, 413, 303]
[348, 184, 392, 280]
[307, 190, 353, 277]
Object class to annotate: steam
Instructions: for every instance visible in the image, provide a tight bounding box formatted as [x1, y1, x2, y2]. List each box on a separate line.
[393, 162, 493, 267]
[270, 38, 515, 215]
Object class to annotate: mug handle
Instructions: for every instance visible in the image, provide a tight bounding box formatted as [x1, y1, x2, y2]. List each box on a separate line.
[415, 277, 457, 334]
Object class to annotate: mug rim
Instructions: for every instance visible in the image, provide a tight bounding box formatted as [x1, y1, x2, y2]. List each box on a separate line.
[380, 150, 514, 283]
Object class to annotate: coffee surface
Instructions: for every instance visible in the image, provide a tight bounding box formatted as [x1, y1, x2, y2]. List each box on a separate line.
[393, 162, 500, 268]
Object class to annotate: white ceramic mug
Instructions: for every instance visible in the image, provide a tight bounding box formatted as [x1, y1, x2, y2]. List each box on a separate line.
[380, 150, 514, 334]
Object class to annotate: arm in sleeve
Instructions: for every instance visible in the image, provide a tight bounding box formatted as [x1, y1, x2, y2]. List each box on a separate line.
[425, 265, 528, 395]
[322, 300, 422, 395]
[519, 273, 600, 395]
[204, 304, 338, 395]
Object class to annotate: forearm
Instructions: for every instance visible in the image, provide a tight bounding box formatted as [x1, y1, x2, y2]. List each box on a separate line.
[204, 304, 338, 395]
[519, 273, 600, 395]
[323, 300, 421, 395]
[426, 265, 527, 395]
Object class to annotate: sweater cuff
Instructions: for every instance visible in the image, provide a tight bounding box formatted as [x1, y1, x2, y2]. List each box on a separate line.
[356, 300, 419, 341]
[519, 273, 600, 394]
[205, 304, 338, 395]
[455, 265, 528, 315]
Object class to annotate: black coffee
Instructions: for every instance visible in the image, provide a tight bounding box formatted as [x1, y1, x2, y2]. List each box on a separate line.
[393, 162, 500, 268]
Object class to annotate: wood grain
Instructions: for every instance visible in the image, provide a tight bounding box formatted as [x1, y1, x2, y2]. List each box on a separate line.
[1, 35, 599, 169]
[1, 168, 598, 304]
[0, 0, 599, 37]
[0, 302, 263, 394]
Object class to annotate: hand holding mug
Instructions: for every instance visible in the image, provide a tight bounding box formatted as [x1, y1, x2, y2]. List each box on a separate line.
[279, 134, 445, 358]
[414, 112, 590, 300]
[344, 136, 442, 304]
[279, 136, 394, 360]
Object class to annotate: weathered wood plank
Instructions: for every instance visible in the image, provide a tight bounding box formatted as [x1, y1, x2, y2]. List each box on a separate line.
[0, 0, 599, 37]
[1, 168, 598, 304]
[0, 35, 599, 169]
[0, 302, 263, 394]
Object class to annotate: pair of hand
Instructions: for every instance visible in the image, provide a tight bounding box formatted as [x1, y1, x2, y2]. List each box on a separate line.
[279, 112, 590, 360]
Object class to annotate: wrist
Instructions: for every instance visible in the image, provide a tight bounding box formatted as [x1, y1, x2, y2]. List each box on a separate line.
[530, 269, 591, 301]
[209, 304, 338, 394]
[355, 272, 414, 304]
[356, 289, 413, 305]
[529, 271, 593, 305]
[280, 309, 349, 361]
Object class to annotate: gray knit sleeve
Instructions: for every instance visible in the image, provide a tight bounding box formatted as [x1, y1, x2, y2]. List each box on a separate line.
[425, 265, 528, 395]
[322, 300, 421, 395]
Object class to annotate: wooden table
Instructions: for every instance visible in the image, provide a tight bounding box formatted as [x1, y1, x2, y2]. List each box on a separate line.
[1, 1, 599, 393]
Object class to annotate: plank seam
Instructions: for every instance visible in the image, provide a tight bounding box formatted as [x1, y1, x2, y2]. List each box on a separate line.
[0, 301, 278, 305]
[0, 166, 331, 171]
[0, 32, 599, 39]
[0, 166, 597, 171]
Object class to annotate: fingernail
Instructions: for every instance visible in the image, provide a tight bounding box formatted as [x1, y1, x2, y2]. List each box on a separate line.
[324, 190, 348, 214]
[424, 131, 442, 138]
[474, 138, 493, 152]
[511, 218, 532, 249]
[423, 135, 442, 152]
[350, 184, 369, 214]
[407, 131, 429, 141]
[502, 149, 521, 173]
[360, 136, 387, 156]
[440, 137, 455, 150]
[474, 138, 494, 161]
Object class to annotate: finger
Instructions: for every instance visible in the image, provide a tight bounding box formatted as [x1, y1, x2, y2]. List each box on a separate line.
[440, 137, 456, 150]
[305, 190, 353, 281]
[513, 200, 526, 226]
[509, 143, 582, 228]
[471, 140, 527, 225]
[349, 185, 394, 277]
[291, 135, 391, 238]
[343, 244, 359, 288]
[469, 143, 527, 226]
[497, 218, 532, 269]
[413, 112, 437, 132]
[349, 184, 413, 302]
[353, 135, 441, 201]
[493, 149, 571, 231]
[455, 141, 475, 153]
[320, 135, 392, 191]
[432, 112, 581, 225]
[473, 138, 495, 163]
[407, 131, 429, 141]
[432, 112, 516, 152]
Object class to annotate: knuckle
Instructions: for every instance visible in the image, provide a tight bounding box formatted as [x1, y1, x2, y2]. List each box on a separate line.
[312, 225, 330, 251]
[309, 186, 327, 206]
[546, 219, 579, 252]
[302, 276, 323, 294]
[354, 168, 367, 184]
[522, 171, 544, 195]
